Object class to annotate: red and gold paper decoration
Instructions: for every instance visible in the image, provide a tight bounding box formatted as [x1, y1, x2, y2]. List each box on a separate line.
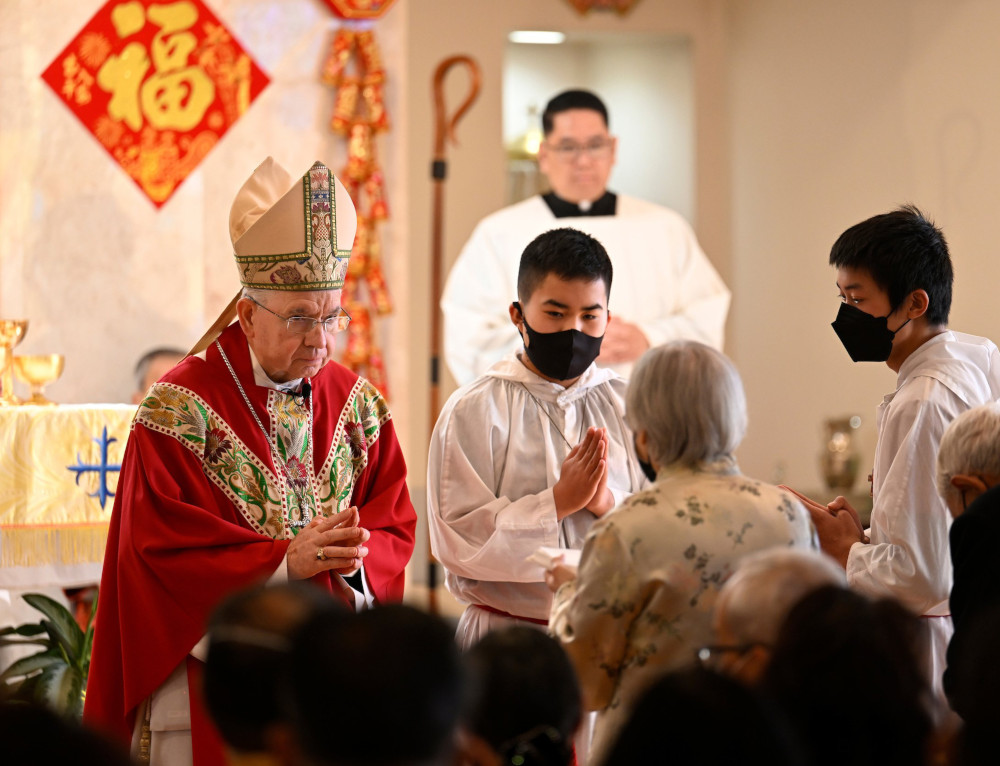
[321, 7, 395, 397]
[42, 0, 269, 208]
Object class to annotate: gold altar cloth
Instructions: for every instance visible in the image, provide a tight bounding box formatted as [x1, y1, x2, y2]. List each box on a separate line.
[0, 404, 135, 584]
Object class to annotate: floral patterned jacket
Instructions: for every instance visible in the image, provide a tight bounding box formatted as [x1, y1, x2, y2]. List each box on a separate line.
[550, 457, 815, 765]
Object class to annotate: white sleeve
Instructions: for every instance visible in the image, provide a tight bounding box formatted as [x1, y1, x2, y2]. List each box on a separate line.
[846, 390, 955, 614]
[426, 397, 560, 583]
[441, 223, 522, 386]
[631, 217, 730, 351]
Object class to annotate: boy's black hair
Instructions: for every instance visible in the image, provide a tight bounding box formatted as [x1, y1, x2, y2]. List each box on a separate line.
[517, 227, 613, 302]
[829, 204, 953, 325]
[542, 89, 609, 135]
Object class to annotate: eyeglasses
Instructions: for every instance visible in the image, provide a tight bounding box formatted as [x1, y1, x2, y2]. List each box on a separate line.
[695, 643, 766, 668]
[248, 296, 351, 334]
[545, 138, 614, 161]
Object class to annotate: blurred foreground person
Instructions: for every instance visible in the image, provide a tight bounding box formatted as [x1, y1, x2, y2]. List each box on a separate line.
[459, 627, 581, 766]
[602, 668, 805, 766]
[276, 604, 463, 766]
[1, 702, 133, 766]
[203, 583, 339, 765]
[762, 586, 932, 766]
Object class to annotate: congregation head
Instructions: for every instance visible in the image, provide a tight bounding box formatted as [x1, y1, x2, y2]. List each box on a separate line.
[711, 547, 847, 685]
[602, 667, 805, 766]
[761, 586, 931, 766]
[132, 346, 184, 404]
[203, 581, 340, 755]
[829, 204, 953, 325]
[461, 627, 581, 766]
[627, 340, 747, 469]
[280, 603, 463, 766]
[936, 400, 1000, 518]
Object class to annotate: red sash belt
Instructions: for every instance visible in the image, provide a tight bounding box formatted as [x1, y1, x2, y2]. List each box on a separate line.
[473, 603, 549, 626]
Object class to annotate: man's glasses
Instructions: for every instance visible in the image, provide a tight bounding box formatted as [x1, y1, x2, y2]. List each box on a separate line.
[545, 138, 614, 161]
[248, 296, 351, 334]
[695, 643, 766, 668]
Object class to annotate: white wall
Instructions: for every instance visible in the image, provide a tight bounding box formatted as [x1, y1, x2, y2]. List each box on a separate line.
[0, 0, 410, 410]
[727, 0, 1000, 493]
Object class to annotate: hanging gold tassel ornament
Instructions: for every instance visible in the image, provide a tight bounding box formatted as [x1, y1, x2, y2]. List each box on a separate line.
[319, 5, 396, 398]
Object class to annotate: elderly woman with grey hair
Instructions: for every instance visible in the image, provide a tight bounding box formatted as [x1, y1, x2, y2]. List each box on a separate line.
[935, 402, 1000, 720]
[547, 341, 816, 765]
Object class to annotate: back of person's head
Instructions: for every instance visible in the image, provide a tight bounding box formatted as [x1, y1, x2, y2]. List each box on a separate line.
[0, 702, 133, 766]
[516, 227, 613, 303]
[936, 401, 1000, 499]
[603, 666, 805, 766]
[204, 582, 339, 754]
[542, 89, 608, 134]
[829, 204, 953, 325]
[712, 548, 847, 684]
[285, 604, 462, 766]
[762, 586, 931, 766]
[133, 346, 185, 402]
[462, 627, 581, 766]
[627, 340, 747, 469]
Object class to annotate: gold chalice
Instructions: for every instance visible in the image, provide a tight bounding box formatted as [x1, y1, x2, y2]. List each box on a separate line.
[13, 354, 64, 406]
[0, 319, 28, 406]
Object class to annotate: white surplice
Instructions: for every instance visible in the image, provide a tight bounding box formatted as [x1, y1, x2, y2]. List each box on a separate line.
[441, 195, 731, 385]
[846, 330, 1000, 705]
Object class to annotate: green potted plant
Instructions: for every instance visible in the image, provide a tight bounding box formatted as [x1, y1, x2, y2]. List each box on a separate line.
[0, 592, 95, 718]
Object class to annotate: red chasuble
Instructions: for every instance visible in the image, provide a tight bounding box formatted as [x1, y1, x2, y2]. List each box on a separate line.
[83, 322, 416, 763]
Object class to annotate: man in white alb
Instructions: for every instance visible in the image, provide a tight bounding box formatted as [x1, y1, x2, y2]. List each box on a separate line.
[441, 88, 731, 385]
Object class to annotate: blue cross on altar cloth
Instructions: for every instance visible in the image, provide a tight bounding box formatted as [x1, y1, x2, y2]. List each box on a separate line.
[67, 426, 122, 509]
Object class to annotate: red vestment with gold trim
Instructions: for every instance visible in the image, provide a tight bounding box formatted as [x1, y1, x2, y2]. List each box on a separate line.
[84, 322, 415, 764]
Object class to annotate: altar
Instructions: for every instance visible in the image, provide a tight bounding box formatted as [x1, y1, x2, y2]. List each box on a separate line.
[0, 404, 135, 589]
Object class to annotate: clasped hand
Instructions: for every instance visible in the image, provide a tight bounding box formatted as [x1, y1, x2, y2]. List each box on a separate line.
[287, 505, 370, 580]
[778, 485, 869, 569]
[554, 426, 614, 519]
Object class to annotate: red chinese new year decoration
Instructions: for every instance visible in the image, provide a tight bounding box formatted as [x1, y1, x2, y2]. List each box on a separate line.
[42, 0, 269, 207]
[321, 13, 395, 397]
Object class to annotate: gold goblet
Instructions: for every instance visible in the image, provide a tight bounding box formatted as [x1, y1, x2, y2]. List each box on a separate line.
[13, 354, 65, 406]
[0, 319, 28, 406]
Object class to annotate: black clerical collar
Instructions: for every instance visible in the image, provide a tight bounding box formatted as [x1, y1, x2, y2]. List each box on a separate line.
[542, 191, 617, 218]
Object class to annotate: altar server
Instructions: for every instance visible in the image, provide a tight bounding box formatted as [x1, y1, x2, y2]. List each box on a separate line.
[785, 205, 1000, 712]
[428, 227, 645, 649]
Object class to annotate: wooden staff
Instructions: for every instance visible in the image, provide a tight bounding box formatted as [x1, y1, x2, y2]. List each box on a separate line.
[427, 55, 481, 613]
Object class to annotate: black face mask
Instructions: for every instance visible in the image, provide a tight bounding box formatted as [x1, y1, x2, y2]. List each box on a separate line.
[634, 435, 657, 482]
[831, 302, 911, 363]
[513, 302, 604, 381]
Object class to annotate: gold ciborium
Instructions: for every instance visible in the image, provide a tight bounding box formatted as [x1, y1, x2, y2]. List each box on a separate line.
[0, 319, 28, 406]
[13, 354, 64, 406]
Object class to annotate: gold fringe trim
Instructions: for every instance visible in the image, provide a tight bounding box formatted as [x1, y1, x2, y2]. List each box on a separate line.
[0, 525, 109, 567]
